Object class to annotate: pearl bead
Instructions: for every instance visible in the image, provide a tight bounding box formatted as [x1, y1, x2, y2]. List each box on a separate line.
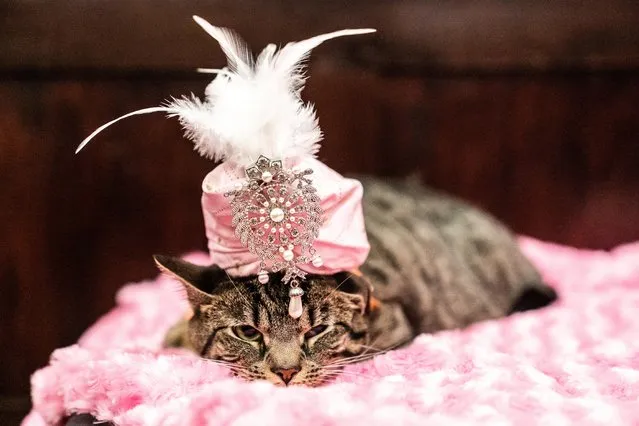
[312, 256, 323, 267]
[270, 207, 285, 223]
[258, 271, 269, 284]
[261, 171, 273, 182]
[283, 250, 294, 261]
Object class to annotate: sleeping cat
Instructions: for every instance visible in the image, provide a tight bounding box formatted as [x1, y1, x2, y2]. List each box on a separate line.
[156, 178, 556, 387]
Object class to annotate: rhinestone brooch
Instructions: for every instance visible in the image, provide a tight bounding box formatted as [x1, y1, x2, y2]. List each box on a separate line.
[225, 156, 324, 318]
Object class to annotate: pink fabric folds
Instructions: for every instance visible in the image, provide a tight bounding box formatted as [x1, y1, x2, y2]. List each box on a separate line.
[201, 157, 370, 276]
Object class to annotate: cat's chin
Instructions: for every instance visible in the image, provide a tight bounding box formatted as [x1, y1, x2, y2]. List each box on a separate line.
[266, 375, 334, 388]
[237, 373, 336, 387]
[228, 371, 329, 387]
[270, 380, 331, 388]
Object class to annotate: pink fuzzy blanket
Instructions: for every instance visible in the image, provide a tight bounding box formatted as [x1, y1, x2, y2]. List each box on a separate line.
[23, 238, 639, 425]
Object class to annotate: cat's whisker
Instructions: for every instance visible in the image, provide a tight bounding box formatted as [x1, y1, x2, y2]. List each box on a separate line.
[359, 343, 387, 352]
[326, 360, 371, 369]
[320, 273, 354, 305]
[342, 334, 385, 362]
[360, 340, 405, 356]
[359, 333, 398, 356]
[326, 354, 381, 367]
[209, 364, 245, 374]
[321, 366, 372, 376]
[223, 269, 253, 308]
[203, 359, 251, 374]
[328, 371, 377, 380]
[324, 373, 374, 382]
[326, 352, 379, 366]
[319, 370, 376, 382]
[204, 359, 234, 367]
[329, 340, 406, 367]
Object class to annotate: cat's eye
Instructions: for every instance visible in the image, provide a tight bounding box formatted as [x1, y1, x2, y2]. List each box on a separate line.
[304, 324, 328, 340]
[232, 325, 262, 341]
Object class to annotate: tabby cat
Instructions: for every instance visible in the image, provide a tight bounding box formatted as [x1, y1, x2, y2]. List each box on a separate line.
[156, 178, 556, 387]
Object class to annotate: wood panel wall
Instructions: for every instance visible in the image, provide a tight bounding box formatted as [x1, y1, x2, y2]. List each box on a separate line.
[1, 0, 638, 420]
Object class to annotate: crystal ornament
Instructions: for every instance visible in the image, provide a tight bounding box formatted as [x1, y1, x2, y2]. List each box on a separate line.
[225, 156, 323, 318]
[288, 285, 305, 319]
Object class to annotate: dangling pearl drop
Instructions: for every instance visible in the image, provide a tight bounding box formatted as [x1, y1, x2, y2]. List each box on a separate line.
[288, 287, 304, 319]
[258, 270, 269, 284]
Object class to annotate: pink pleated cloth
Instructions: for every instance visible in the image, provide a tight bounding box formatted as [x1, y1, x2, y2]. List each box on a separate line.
[201, 157, 370, 276]
[23, 237, 639, 425]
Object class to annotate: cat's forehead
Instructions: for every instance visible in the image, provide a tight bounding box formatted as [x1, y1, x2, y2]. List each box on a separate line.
[216, 275, 335, 297]
[208, 275, 344, 326]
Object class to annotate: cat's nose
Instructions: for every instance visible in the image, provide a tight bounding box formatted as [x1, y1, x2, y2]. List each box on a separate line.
[274, 367, 299, 385]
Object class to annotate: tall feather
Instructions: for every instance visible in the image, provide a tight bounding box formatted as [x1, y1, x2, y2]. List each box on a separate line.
[271, 29, 376, 91]
[191, 16, 254, 78]
[75, 15, 376, 166]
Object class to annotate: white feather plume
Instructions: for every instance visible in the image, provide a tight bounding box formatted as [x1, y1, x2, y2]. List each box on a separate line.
[76, 16, 376, 166]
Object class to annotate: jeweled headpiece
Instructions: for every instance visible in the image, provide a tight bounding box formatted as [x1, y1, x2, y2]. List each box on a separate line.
[76, 16, 374, 318]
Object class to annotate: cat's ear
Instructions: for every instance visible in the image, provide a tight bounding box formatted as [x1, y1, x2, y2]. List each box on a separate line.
[153, 255, 226, 307]
[332, 271, 378, 315]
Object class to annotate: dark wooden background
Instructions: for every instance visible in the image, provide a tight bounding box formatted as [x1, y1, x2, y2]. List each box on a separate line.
[2, 0, 638, 421]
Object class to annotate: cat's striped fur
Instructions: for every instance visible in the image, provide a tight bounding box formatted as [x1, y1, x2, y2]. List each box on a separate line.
[158, 178, 556, 386]
[358, 178, 555, 351]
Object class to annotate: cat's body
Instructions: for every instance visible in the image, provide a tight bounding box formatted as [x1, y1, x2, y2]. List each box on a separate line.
[158, 178, 555, 386]
[357, 178, 552, 351]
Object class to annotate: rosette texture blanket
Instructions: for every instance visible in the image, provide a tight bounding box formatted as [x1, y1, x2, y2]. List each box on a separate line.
[23, 238, 639, 425]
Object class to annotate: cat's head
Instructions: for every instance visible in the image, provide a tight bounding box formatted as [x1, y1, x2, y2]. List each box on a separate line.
[154, 255, 373, 386]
